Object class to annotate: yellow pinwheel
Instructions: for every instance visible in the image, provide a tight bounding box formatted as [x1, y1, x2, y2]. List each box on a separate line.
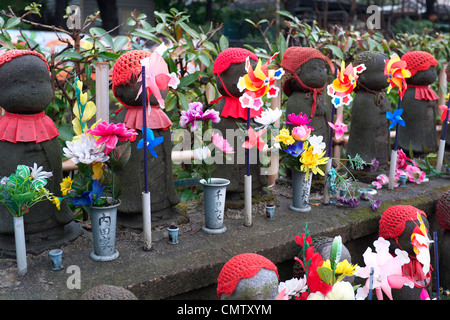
[384, 53, 411, 99]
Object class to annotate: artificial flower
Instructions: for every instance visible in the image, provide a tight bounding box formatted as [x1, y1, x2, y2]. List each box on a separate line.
[295, 232, 312, 247]
[299, 142, 329, 181]
[307, 135, 326, 155]
[237, 53, 284, 110]
[292, 125, 311, 141]
[71, 179, 104, 206]
[371, 173, 399, 189]
[285, 112, 313, 129]
[192, 146, 210, 161]
[282, 141, 305, 157]
[307, 281, 356, 300]
[63, 134, 110, 165]
[29, 163, 53, 189]
[411, 213, 433, 276]
[92, 162, 104, 180]
[86, 121, 138, 155]
[337, 196, 360, 208]
[322, 259, 359, 279]
[51, 196, 61, 210]
[179, 102, 221, 132]
[137, 127, 164, 158]
[60, 176, 73, 196]
[254, 108, 282, 128]
[355, 237, 414, 300]
[370, 158, 379, 172]
[242, 127, 267, 151]
[386, 108, 405, 130]
[439, 104, 450, 123]
[137, 45, 180, 109]
[277, 276, 308, 298]
[212, 132, 235, 154]
[275, 128, 295, 146]
[396, 149, 426, 184]
[384, 53, 411, 99]
[328, 114, 348, 140]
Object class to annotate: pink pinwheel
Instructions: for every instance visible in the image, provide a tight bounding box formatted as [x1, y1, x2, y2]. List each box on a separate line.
[137, 48, 179, 109]
[439, 104, 450, 123]
[212, 132, 235, 154]
[328, 114, 348, 140]
[355, 237, 414, 300]
[86, 121, 138, 155]
[285, 112, 313, 129]
[242, 127, 267, 151]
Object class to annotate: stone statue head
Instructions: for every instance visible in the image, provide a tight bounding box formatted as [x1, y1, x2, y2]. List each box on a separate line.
[213, 47, 258, 98]
[401, 51, 438, 86]
[0, 50, 53, 114]
[354, 51, 389, 91]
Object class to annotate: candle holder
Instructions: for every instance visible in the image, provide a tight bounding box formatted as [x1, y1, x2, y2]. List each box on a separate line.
[399, 174, 407, 187]
[49, 249, 64, 271]
[265, 204, 275, 220]
[168, 225, 179, 245]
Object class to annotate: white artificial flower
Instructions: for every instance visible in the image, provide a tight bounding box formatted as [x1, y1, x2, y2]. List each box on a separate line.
[192, 146, 210, 161]
[278, 277, 308, 297]
[63, 134, 109, 165]
[29, 163, 53, 181]
[254, 108, 282, 128]
[308, 134, 326, 155]
[324, 281, 355, 300]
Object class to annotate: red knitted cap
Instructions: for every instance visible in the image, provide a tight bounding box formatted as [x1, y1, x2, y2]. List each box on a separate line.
[436, 191, 450, 230]
[112, 50, 151, 88]
[213, 47, 258, 75]
[217, 253, 278, 299]
[280, 46, 329, 96]
[0, 49, 50, 71]
[401, 51, 437, 77]
[379, 205, 427, 240]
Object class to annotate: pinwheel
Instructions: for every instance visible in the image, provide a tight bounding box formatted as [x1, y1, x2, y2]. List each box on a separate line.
[437, 95, 450, 171]
[384, 53, 411, 189]
[137, 127, 164, 158]
[327, 61, 366, 108]
[411, 213, 433, 276]
[242, 127, 267, 151]
[327, 113, 348, 141]
[384, 53, 411, 99]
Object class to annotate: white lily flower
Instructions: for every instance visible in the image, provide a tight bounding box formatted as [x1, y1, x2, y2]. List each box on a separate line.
[63, 134, 109, 165]
[308, 134, 326, 155]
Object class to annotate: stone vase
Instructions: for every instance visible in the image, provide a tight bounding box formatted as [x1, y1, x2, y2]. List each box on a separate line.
[290, 170, 312, 213]
[89, 200, 120, 262]
[200, 178, 230, 234]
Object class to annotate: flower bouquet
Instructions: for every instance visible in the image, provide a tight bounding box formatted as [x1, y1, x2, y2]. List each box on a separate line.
[0, 164, 57, 275]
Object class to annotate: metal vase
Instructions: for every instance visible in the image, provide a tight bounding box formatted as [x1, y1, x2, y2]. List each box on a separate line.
[89, 200, 120, 262]
[200, 178, 230, 234]
[290, 170, 312, 213]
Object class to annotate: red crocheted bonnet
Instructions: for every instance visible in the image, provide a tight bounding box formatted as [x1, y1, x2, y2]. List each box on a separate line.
[281, 46, 329, 96]
[401, 51, 437, 77]
[379, 205, 427, 240]
[213, 47, 258, 75]
[112, 50, 151, 96]
[436, 191, 450, 230]
[216, 253, 279, 299]
[0, 49, 50, 72]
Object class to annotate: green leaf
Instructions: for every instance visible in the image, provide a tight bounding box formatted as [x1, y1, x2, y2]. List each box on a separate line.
[179, 72, 200, 87]
[90, 27, 114, 48]
[177, 92, 190, 110]
[109, 141, 132, 170]
[130, 29, 161, 43]
[179, 22, 198, 38]
[56, 51, 83, 60]
[97, 51, 120, 61]
[276, 10, 295, 21]
[113, 35, 129, 52]
[330, 236, 342, 271]
[219, 35, 229, 52]
[5, 17, 20, 29]
[180, 189, 195, 202]
[325, 44, 344, 61]
[317, 266, 334, 285]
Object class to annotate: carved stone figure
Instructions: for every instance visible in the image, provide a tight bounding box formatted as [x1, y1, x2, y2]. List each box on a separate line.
[281, 46, 331, 146]
[379, 205, 432, 300]
[211, 48, 267, 197]
[436, 190, 450, 290]
[398, 51, 439, 156]
[347, 51, 391, 170]
[0, 50, 80, 256]
[112, 50, 179, 224]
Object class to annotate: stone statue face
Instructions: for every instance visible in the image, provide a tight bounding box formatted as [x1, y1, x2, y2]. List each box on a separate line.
[216, 60, 257, 98]
[407, 66, 437, 86]
[0, 55, 53, 114]
[357, 53, 389, 91]
[114, 74, 167, 107]
[291, 58, 328, 91]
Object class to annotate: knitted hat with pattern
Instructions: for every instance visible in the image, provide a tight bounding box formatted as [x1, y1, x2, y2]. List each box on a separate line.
[0, 49, 50, 71]
[212, 47, 258, 75]
[436, 191, 450, 230]
[379, 205, 427, 240]
[216, 253, 278, 299]
[112, 50, 151, 90]
[401, 51, 437, 77]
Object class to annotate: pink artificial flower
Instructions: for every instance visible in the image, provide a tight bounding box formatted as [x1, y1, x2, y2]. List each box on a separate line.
[212, 132, 235, 154]
[404, 164, 426, 184]
[371, 174, 399, 189]
[285, 112, 313, 129]
[180, 102, 221, 132]
[86, 121, 137, 155]
[328, 114, 348, 140]
[292, 125, 311, 141]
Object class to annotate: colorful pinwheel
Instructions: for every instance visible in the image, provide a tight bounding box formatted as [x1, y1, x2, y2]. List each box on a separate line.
[137, 127, 164, 158]
[384, 53, 411, 99]
[386, 108, 405, 130]
[242, 127, 267, 151]
[327, 113, 348, 140]
[327, 61, 366, 108]
[237, 53, 284, 110]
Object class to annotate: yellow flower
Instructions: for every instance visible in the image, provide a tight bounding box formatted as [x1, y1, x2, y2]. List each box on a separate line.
[299, 142, 329, 181]
[52, 196, 61, 210]
[322, 259, 359, 278]
[60, 176, 73, 196]
[275, 128, 295, 146]
[73, 100, 96, 122]
[92, 162, 104, 180]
